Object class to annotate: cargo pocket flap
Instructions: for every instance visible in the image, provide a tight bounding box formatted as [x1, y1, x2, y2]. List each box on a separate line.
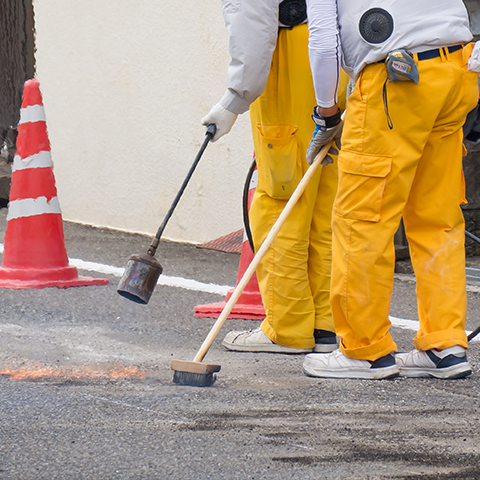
[339, 150, 392, 178]
[256, 123, 297, 146]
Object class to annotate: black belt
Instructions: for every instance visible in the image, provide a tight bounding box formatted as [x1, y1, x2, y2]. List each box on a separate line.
[378, 45, 463, 64]
[416, 45, 463, 61]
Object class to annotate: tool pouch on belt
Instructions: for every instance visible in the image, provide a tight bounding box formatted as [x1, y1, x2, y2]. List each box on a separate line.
[256, 123, 302, 200]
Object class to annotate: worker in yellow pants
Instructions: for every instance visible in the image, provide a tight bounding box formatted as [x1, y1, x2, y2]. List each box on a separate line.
[332, 44, 478, 360]
[303, 0, 478, 379]
[202, 2, 347, 353]
[246, 24, 346, 351]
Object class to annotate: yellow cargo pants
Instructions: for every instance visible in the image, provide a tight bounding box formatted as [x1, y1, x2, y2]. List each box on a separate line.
[332, 44, 479, 360]
[249, 24, 347, 349]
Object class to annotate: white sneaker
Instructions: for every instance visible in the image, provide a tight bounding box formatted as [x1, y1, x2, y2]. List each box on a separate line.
[222, 327, 312, 353]
[303, 349, 400, 379]
[396, 346, 472, 379]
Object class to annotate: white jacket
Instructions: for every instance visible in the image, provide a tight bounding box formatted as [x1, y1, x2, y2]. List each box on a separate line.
[219, 0, 281, 115]
[337, 0, 473, 79]
[307, 0, 473, 105]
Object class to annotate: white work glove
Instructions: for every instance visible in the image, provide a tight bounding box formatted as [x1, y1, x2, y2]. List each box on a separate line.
[468, 41, 480, 73]
[306, 107, 343, 165]
[201, 103, 238, 142]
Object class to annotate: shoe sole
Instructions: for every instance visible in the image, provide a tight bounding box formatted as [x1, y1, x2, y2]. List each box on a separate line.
[399, 363, 472, 379]
[222, 341, 311, 354]
[302, 364, 400, 380]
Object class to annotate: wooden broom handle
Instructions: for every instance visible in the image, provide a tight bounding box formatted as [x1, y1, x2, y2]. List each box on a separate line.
[193, 142, 333, 363]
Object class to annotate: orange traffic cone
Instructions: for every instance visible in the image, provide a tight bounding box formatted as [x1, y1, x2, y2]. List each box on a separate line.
[0, 79, 109, 289]
[194, 160, 265, 320]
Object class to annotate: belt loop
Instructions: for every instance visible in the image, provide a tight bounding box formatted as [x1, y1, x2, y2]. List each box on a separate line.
[445, 46, 452, 61]
[413, 52, 419, 64]
[439, 47, 447, 62]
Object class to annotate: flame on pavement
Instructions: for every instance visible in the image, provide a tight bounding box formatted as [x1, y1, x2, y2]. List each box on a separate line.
[0, 365, 147, 381]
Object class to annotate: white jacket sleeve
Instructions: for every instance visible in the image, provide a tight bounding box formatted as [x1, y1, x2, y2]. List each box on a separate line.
[306, 0, 342, 108]
[219, 0, 280, 115]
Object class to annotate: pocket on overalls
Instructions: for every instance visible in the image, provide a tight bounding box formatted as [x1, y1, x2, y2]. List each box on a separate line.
[334, 150, 392, 222]
[256, 123, 302, 200]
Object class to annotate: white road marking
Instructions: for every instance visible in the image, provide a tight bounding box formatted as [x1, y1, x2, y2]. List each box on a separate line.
[0, 242, 478, 340]
[388, 315, 479, 342]
[0, 242, 230, 296]
[388, 315, 422, 331]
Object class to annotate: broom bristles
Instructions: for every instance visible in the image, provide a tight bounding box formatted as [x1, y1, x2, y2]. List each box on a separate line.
[173, 370, 217, 387]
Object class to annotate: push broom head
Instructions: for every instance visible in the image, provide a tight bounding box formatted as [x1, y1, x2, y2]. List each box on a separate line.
[171, 359, 221, 387]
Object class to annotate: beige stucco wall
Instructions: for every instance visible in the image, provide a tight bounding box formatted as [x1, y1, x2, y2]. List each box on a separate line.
[33, 1, 254, 244]
[31, 1, 480, 245]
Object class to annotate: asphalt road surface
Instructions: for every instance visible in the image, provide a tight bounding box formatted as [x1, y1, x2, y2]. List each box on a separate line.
[0, 209, 479, 479]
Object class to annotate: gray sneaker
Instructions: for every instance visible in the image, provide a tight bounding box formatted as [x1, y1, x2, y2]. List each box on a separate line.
[222, 327, 312, 353]
[396, 346, 472, 379]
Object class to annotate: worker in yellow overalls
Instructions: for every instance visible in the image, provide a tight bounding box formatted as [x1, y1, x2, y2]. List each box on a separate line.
[303, 0, 479, 379]
[202, 0, 347, 353]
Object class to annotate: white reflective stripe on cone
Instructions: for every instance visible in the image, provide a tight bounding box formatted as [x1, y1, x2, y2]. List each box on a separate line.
[7, 196, 62, 221]
[12, 151, 53, 172]
[18, 104, 46, 125]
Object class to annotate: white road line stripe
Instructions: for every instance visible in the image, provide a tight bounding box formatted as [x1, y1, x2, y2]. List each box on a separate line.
[0, 244, 231, 296]
[69, 257, 232, 295]
[388, 315, 422, 331]
[0, 241, 478, 340]
[389, 315, 479, 343]
[19, 104, 46, 124]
